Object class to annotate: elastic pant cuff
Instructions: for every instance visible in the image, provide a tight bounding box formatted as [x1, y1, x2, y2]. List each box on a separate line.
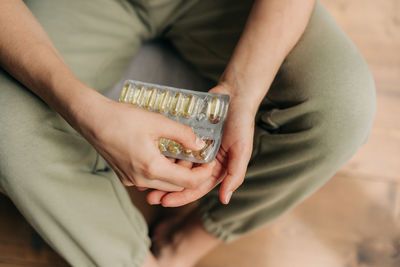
[197, 198, 238, 243]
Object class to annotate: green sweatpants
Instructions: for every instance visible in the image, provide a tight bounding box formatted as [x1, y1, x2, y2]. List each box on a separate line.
[0, 0, 376, 266]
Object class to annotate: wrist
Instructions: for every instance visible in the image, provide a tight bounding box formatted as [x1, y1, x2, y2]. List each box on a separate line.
[65, 85, 113, 141]
[218, 69, 271, 114]
[44, 72, 109, 136]
[211, 81, 261, 118]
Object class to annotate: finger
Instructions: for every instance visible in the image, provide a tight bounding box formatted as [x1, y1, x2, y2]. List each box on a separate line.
[151, 157, 215, 189]
[159, 162, 226, 207]
[147, 162, 225, 207]
[136, 186, 148, 191]
[176, 159, 193, 169]
[167, 157, 176, 164]
[161, 174, 224, 207]
[157, 119, 206, 151]
[146, 190, 168, 205]
[139, 176, 184, 192]
[219, 147, 250, 204]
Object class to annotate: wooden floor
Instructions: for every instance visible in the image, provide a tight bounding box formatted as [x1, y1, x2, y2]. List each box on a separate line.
[1, 0, 399, 266]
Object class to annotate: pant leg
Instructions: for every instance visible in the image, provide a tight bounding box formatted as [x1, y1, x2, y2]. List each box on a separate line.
[165, 1, 376, 242]
[0, 0, 154, 266]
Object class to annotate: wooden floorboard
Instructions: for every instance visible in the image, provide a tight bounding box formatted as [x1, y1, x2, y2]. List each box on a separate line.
[1, 0, 399, 266]
[0, 195, 69, 266]
[197, 174, 400, 267]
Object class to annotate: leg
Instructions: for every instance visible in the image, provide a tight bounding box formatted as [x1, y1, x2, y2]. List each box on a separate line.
[163, 0, 375, 250]
[0, 0, 156, 266]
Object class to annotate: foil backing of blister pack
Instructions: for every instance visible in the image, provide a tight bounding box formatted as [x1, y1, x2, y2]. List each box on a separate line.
[118, 80, 230, 163]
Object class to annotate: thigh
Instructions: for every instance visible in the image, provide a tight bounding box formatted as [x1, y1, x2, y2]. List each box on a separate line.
[0, 1, 153, 265]
[164, 0, 253, 82]
[166, 0, 376, 160]
[0, 0, 148, 185]
[174, 2, 376, 241]
[25, 0, 149, 92]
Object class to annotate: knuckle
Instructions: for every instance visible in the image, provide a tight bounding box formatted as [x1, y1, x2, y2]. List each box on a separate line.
[148, 163, 160, 178]
[142, 162, 156, 178]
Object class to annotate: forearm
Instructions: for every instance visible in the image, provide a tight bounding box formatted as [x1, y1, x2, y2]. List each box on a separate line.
[0, 0, 100, 130]
[220, 0, 315, 115]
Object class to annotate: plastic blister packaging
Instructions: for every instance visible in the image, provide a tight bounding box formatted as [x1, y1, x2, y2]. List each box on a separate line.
[119, 80, 230, 163]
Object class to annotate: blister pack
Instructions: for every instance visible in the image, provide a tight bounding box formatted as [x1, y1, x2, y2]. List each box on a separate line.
[119, 80, 230, 163]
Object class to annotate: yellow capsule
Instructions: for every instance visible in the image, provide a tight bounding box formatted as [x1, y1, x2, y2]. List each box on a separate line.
[206, 96, 221, 123]
[155, 90, 170, 113]
[119, 82, 131, 103]
[168, 141, 182, 155]
[170, 93, 184, 116]
[158, 138, 169, 152]
[144, 87, 157, 110]
[125, 85, 136, 103]
[131, 86, 145, 105]
[192, 150, 204, 160]
[183, 94, 196, 118]
[183, 148, 192, 156]
[137, 87, 146, 106]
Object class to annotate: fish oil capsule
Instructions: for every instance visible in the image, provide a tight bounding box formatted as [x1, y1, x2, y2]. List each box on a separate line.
[119, 82, 131, 103]
[125, 84, 135, 103]
[168, 140, 182, 155]
[193, 149, 209, 160]
[137, 87, 146, 106]
[119, 79, 230, 163]
[158, 138, 169, 152]
[156, 90, 171, 113]
[183, 148, 192, 156]
[183, 94, 196, 118]
[206, 96, 221, 123]
[170, 93, 184, 116]
[192, 150, 204, 160]
[144, 87, 157, 110]
[132, 86, 145, 105]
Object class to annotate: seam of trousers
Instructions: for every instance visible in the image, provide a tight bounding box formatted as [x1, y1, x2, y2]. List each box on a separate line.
[107, 172, 152, 264]
[198, 197, 234, 242]
[92, 167, 151, 266]
[93, 155, 150, 248]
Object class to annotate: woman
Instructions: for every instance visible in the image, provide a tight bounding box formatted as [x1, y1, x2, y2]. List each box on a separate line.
[0, 0, 375, 266]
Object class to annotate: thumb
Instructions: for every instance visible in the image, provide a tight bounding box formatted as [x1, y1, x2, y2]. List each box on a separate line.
[158, 119, 205, 151]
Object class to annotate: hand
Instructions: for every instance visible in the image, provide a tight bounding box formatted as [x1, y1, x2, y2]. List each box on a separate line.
[76, 93, 215, 192]
[146, 84, 255, 206]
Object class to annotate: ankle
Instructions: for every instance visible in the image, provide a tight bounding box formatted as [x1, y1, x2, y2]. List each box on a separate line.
[168, 209, 222, 264]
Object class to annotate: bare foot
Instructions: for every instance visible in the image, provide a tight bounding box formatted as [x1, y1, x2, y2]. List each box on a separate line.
[150, 208, 222, 267]
[150, 214, 185, 258]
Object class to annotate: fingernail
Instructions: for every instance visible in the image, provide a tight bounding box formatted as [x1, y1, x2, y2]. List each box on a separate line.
[225, 191, 232, 204]
[196, 136, 206, 148]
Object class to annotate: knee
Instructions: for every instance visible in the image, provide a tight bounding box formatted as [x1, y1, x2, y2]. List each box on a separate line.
[0, 109, 46, 194]
[0, 74, 61, 193]
[312, 57, 376, 161]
